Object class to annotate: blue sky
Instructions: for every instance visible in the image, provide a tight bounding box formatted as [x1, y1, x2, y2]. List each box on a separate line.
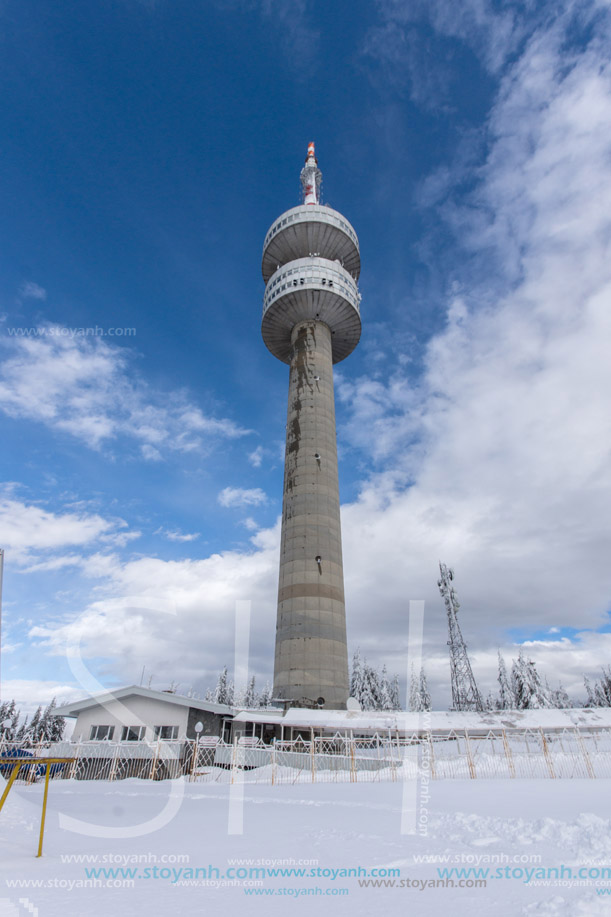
[1, 0, 611, 711]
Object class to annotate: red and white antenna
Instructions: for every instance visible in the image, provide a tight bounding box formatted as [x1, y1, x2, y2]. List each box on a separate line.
[300, 142, 322, 205]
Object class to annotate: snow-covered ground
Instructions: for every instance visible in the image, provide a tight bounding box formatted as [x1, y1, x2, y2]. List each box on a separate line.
[1, 775, 611, 916]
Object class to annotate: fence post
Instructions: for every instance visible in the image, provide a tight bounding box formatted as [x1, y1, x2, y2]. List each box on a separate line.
[575, 729, 595, 779]
[389, 739, 397, 783]
[540, 729, 556, 779]
[428, 732, 436, 780]
[311, 732, 316, 784]
[108, 743, 120, 781]
[190, 739, 199, 781]
[501, 730, 515, 779]
[69, 745, 80, 780]
[271, 742, 276, 786]
[230, 737, 238, 785]
[464, 729, 476, 779]
[26, 744, 40, 785]
[150, 740, 161, 781]
[350, 737, 357, 783]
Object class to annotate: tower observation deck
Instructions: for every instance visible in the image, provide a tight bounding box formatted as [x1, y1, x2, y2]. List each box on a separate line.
[262, 143, 361, 709]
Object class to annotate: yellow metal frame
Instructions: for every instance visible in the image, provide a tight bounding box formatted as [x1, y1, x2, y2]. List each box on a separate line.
[0, 756, 74, 857]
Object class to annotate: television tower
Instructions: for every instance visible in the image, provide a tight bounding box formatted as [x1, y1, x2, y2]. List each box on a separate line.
[437, 562, 484, 712]
[261, 143, 361, 709]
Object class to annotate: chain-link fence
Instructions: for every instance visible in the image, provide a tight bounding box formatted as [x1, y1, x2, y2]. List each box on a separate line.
[2, 728, 610, 785]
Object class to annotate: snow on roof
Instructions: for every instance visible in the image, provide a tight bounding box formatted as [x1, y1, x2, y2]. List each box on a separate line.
[232, 707, 611, 732]
[54, 685, 235, 718]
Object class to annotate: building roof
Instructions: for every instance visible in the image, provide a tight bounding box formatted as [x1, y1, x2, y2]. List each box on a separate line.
[54, 685, 234, 718]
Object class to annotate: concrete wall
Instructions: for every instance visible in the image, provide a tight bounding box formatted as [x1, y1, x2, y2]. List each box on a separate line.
[273, 320, 349, 709]
[185, 706, 225, 740]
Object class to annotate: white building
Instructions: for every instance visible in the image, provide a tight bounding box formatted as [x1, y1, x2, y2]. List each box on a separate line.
[56, 686, 611, 746]
[55, 685, 235, 743]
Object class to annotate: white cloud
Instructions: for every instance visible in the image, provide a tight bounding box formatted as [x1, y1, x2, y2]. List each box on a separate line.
[260, 0, 319, 70]
[0, 640, 22, 654]
[0, 494, 119, 564]
[20, 554, 86, 573]
[248, 445, 264, 467]
[154, 527, 201, 543]
[1, 679, 85, 720]
[0, 328, 249, 454]
[29, 529, 280, 692]
[246, 443, 284, 467]
[19, 281, 47, 300]
[218, 487, 268, 508]
[141, 444, 163, 462]
[100, 528, 142, 548]
[334, 8, 611, 698]
[363, 0, 528, 110]
[240, 517, 259, 532]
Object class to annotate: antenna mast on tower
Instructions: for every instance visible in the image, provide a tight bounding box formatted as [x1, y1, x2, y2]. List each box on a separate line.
[438, 562, 483, 712]
[300, 142, 322, 205]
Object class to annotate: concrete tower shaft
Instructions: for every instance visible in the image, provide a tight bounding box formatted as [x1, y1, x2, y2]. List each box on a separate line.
[262, 145, 361, 709]
[275, 321, 349, 708]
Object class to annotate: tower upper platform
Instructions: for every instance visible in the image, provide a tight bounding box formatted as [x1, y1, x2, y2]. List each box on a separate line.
[262, 204, 361, 283]
[261, 144, 362, 365]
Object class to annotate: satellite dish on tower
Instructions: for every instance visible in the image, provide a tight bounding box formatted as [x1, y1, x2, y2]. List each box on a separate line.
[346, 697, 361, 712]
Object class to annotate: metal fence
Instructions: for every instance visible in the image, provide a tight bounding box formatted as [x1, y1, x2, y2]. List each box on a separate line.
[2, 728, 611, 785]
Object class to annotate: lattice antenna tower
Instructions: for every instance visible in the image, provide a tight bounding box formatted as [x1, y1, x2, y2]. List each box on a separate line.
[437, 562, 484, 712]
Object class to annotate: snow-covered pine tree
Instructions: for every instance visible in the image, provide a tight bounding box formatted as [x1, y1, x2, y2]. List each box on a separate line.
[360, 661, 381, 711]
[596, 668, 611, 706]
[583, 675, 596, 707]
[408, 665, 419, 712]
[350, 648, 364, 703]
[549, 683, 571, 709]
[243, 676, 257, 708]
[0, 700, 20, 740]
[511, 650, 552, 709]
[24, 706, 42, 746]
[497, 651, 514, 709]
[379, 665, 393, 711]
[16, 715, 28, 742]
[258, 681, 273, 708]
[418, 669, 431, 711]
[408, 667, 431, 712]
[37, 697, 65, 742]
[214, 667, 231, 705]
[350, 652, 402, 710]
[584, 667, 611, 707]
[390, 675, 401, 711]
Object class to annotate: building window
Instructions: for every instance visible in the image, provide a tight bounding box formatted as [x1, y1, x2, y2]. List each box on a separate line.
[89, 725, 115, 741]
[154, 725, 178, 740]
[121, 725, 146, 742]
